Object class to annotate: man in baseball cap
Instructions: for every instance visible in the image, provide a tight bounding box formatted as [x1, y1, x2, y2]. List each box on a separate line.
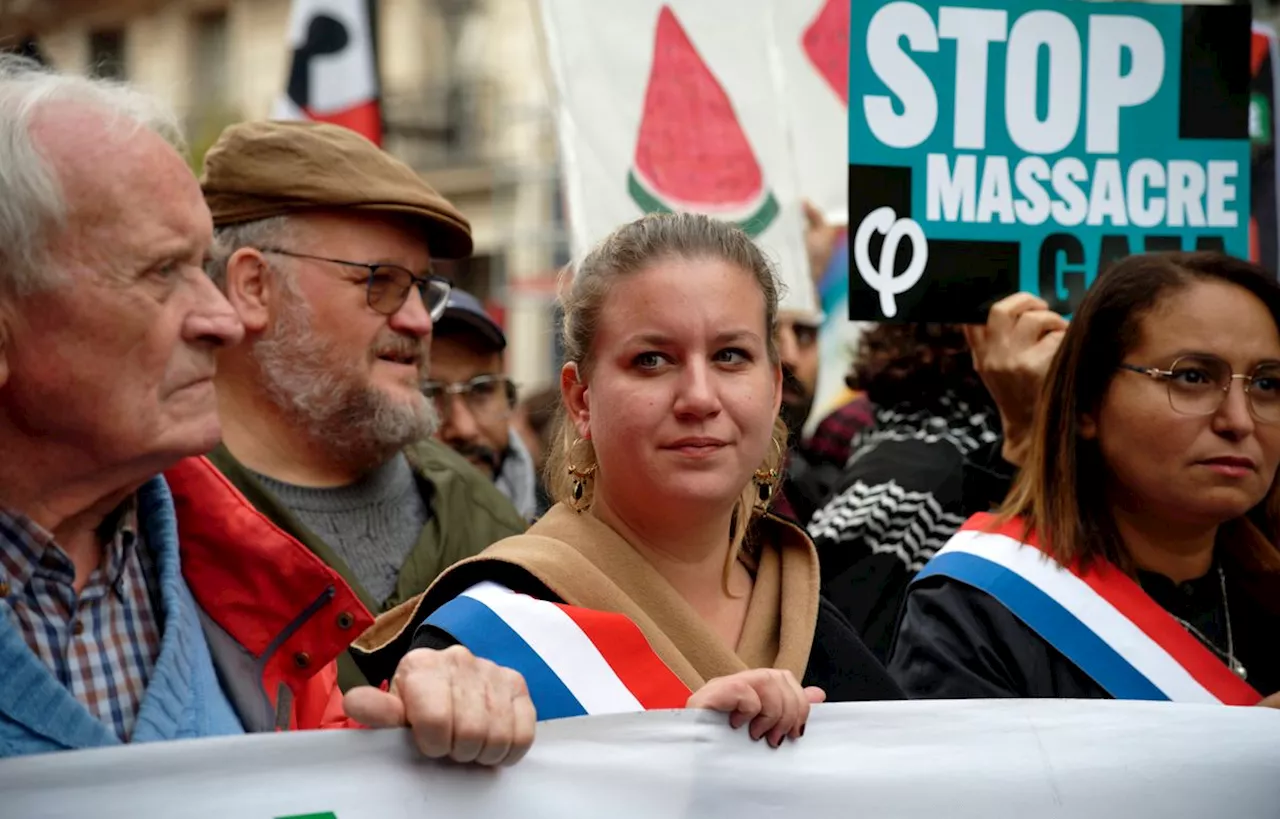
[426, 289, 540, 520]
[200, 121, 526, 693]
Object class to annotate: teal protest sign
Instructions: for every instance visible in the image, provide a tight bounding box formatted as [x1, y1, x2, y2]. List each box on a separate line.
[848, 0, 1252, 321]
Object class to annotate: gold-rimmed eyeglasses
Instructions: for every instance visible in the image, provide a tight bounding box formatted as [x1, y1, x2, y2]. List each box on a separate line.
[1118, 354, 1280, 423]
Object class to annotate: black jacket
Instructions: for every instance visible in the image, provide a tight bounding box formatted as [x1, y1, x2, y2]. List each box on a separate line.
[889, 553, 1279, 700]
[369, 561, 905, 704]
[809, 436, 1015, 662]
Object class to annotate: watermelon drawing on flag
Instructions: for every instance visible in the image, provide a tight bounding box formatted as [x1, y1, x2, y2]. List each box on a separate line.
[803, 0, 850, 106]
[628, 5, 778, 237]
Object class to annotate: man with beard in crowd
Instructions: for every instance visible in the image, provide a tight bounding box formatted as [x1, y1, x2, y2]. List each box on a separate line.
[768, 201, 843, 526]
[427, 289, 539, 521]
[200, 121, 527, 690]
[770, 307, 831, 525]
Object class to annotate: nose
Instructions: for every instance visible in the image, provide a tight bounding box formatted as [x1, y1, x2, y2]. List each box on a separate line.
[777, 325, 799, 370]
[439, 392, 481, 442]
[1211, 377, 1256, 440]
[186, 271, 245, 348]
[673, 359, 721, 420]
[389, 285, 433, 339]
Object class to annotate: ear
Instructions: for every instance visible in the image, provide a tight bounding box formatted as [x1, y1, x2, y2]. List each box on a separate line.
[0, 302, 17, 391]
[1079, 411, 1098, 440]
[560, 361, 591, 439]
[223, 248, 276, 334]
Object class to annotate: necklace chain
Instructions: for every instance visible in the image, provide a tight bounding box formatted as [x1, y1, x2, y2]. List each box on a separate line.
[1169, 564, 1248, 681]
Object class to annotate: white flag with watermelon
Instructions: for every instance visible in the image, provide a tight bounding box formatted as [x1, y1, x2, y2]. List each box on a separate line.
[540, 0, 817, 315]
[772, 0, 850, 224]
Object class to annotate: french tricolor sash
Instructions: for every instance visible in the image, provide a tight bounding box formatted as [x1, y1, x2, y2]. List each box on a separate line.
[914, 514, 1262, 705]
[422, 582, 692, 720]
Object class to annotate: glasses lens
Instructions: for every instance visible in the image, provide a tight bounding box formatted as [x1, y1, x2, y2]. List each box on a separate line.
[422, 278, 452, 321]
[1166, 355, 1230, 416]
[366, 267, 410, 315]
[464, 377, 512, 418]
[1250, 365, 1280, 422]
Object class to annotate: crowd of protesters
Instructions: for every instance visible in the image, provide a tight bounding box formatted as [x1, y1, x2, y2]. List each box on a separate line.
[0, 54, 1276, 767]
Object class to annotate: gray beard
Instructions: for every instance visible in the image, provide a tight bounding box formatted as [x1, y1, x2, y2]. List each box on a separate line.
[251, 281, 438, 472]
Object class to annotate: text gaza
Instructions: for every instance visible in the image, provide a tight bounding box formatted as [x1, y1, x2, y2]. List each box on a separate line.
[861, 1, 1239, 240]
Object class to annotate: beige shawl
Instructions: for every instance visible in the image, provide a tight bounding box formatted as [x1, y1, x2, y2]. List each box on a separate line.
[354, 504, 821, 691]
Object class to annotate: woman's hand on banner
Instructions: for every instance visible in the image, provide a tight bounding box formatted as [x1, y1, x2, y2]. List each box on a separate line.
[686, 669, 826, 748]
[964, 293, 1068, 467]
[343, 645, 536, 766]
[1257, 692, 1280, 708]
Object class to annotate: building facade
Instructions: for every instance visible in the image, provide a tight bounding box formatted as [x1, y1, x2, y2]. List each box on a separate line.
[1, 0, 566, 392]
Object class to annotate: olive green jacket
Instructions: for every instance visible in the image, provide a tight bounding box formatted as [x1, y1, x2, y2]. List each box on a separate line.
[207, 439, 527, 690]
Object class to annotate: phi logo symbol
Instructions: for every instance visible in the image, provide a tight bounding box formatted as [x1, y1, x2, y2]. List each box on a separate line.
[853, 207, 928, 318]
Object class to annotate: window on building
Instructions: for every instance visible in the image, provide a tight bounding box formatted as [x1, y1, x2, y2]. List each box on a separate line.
[193, 10, 230, 105]
[436, 252, 497, 302]
[87, 28, 126, 80]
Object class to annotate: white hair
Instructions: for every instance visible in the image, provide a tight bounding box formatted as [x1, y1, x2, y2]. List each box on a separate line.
[207, 216, 299, 291]
[0, 54, 186, 298]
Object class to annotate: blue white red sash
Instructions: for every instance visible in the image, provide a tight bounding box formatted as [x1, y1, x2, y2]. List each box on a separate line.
[914, 514, 1262, 705]
[422, 582, 692, 720]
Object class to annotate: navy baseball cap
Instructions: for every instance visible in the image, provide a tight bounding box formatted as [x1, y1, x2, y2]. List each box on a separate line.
[436, 288, 506, 351]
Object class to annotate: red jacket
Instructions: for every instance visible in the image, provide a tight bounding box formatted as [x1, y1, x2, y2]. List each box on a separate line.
[164, 456, 374, 731]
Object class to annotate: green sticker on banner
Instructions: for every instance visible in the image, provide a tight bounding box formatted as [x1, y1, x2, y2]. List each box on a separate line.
[275, 814, 337, 819]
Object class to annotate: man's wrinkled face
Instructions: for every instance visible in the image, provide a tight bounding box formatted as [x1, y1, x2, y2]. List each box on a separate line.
[777, 313, 820, 435]
[251, 212, 439, 467]
[428, 328, 511, 478]
[2, 105, 244, 478]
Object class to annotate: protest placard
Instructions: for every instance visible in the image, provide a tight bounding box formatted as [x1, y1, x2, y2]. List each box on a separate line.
[848, 0, 1252, 322]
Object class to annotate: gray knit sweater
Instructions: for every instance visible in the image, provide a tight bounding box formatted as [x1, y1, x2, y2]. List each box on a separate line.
[253, 454, 430, 604]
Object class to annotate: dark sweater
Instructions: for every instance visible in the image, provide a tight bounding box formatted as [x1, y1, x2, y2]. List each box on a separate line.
[808, 434, 1014, 662]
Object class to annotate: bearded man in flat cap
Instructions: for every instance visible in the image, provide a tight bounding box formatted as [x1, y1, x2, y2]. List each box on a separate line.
[201, 121, 526, 692]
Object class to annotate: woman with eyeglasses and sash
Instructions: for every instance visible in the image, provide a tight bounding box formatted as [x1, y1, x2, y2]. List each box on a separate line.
[348, 213, 902, 748]
[890, 252, 1280, 706]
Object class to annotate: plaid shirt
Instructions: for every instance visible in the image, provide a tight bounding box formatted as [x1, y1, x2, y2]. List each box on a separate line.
[0, 498, 163, 741]
[804, 394, 875, 468]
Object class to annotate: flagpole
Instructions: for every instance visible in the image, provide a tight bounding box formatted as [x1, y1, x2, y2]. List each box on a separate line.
[367, 0, 385, 145]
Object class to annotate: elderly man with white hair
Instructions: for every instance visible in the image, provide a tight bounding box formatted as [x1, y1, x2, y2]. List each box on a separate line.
[0, 56, 535, 766]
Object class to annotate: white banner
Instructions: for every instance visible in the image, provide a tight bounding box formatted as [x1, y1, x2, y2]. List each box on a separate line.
[540, 0, 823, 314]
[3, 701, 1278, 818]
[771, 0, 850, 224]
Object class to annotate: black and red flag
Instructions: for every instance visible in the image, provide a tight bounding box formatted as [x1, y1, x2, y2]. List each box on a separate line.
[1250, 23, 1280, 275]
[273, 0, 383, 145]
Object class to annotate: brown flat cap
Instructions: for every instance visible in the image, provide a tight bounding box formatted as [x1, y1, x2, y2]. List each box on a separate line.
[201, 120, 473, 259]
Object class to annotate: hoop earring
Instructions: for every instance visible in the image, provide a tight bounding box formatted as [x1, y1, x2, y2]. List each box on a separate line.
[566, 436, 598, 511]
[753, 435, 786, 505]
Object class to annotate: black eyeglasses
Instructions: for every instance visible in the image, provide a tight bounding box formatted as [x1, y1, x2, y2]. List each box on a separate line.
[257, 247, 452, 320]
[422, 374, 517, 419]
[1118, 354, 1280, 423]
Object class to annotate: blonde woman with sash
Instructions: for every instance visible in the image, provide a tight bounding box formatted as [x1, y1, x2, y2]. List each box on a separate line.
[892, 252, 1280, 706]
[350, 213, 902, 750]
